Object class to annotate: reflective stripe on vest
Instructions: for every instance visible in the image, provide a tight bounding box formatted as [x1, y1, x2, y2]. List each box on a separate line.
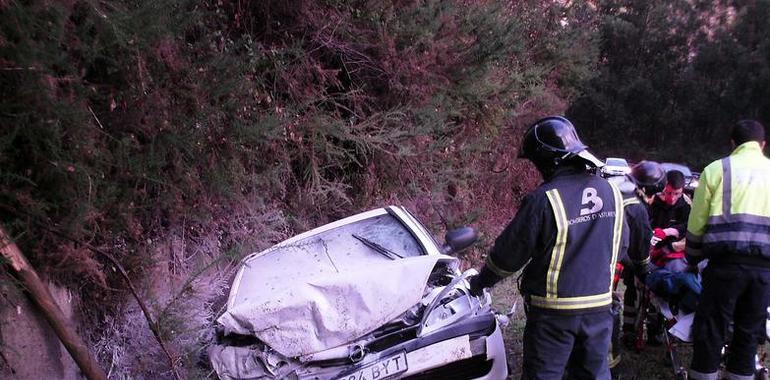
[723, 157, 732, 217]
[534, 184, 625, 310]
[623, 194, 648, 266]
[623, 197, 640, 207]
[531, 292, 612, 310]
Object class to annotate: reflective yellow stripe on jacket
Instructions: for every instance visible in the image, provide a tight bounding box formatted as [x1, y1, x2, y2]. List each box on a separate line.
[531, 292, 614, 310]
[609, 182, 624, 290]
[545, 189, 568, 298]
[623, 197, 640, 207]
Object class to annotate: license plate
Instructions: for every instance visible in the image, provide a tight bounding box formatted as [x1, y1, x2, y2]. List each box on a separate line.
[335, 351, 408, 380]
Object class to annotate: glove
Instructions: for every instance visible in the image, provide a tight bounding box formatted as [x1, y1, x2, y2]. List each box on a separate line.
[651, 228, 666, 246]
[662, 227, 680, 238]
[468, 275, 485, 297]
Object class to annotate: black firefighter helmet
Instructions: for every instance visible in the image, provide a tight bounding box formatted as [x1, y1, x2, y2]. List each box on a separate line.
[519, 116, 604, 169]
[628, 160, 667, 196]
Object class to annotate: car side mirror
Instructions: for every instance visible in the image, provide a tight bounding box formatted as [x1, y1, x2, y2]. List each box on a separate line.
[442, 227, 478, 254]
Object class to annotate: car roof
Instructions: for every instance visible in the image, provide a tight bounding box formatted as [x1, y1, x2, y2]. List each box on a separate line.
[661, 162, 692, 176]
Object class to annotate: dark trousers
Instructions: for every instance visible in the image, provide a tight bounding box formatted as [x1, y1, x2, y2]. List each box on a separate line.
[523, 309, 612, 380]
[622, 271, 638, 333]
[691, 264, 770, 376]
[609, 291, 623, 368]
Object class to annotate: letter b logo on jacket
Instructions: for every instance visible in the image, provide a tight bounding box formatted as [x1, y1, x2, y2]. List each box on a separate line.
[580, 187, 604, 215]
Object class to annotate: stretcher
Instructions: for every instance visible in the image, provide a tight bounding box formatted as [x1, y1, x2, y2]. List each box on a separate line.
[633, 283, 770, 380]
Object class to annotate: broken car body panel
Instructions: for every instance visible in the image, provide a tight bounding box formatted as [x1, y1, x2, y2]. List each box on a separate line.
[210, 206, 508, 380]
[219, 254, 451, 357]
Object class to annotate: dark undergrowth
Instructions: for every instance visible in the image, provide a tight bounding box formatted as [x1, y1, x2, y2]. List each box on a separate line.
[1, 0, 593, 376]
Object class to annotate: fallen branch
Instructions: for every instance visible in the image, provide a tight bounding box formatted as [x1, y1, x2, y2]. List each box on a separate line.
[0, 226, 107, 380]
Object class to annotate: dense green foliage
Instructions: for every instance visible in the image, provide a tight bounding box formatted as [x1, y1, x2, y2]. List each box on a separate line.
[568, 0, 770, 167]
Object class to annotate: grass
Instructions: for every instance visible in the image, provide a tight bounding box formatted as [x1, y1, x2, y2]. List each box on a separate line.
[489, 275, 525, 379]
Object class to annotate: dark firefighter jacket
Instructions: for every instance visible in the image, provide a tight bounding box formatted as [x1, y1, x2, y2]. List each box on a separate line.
[477, 164, 629, 313]
[621, 191, 652, 274]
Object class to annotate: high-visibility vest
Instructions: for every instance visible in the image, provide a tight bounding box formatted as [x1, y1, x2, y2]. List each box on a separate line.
[686, 141, 770, 262]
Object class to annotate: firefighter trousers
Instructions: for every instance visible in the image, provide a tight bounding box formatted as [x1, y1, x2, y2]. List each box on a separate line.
[622, 270, 638, 333]
[522, 309, 612, 380]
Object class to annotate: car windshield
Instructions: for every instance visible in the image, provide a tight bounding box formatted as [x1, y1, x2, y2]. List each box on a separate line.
[605, 158, 628, 167]
[247, 213, 421, 276]
[345, 213, 426, 258]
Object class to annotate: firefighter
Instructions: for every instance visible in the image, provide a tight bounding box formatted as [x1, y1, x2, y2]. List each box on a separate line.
[687, 120, 770, 380]
[606, 161, 661, 371]
[469, 116, 629, 379]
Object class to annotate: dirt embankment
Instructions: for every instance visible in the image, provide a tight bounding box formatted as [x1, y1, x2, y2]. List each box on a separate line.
[0, 273, 80, 379]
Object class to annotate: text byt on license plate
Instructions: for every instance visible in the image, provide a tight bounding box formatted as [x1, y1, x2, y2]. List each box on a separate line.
[336, 351, 408, 380]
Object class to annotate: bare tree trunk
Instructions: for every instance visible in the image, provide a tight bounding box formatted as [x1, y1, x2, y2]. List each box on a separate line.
[0, 226, 107, 380]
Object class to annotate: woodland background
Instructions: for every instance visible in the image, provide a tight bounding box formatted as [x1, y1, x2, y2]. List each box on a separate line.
[2, 0, 770, 378]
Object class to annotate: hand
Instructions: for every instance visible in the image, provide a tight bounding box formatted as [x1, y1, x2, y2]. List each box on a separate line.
[468, 275, 485, 297]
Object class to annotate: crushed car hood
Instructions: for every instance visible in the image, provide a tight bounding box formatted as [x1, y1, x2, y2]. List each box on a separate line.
[217, 230, 456, 357]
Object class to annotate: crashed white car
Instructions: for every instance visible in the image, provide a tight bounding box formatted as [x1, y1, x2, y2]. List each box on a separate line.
[209, 206, 509, 380]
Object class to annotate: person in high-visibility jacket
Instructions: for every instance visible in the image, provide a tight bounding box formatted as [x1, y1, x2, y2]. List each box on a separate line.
[686, 119, 770, 380]
[469, 116, 629, 380]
